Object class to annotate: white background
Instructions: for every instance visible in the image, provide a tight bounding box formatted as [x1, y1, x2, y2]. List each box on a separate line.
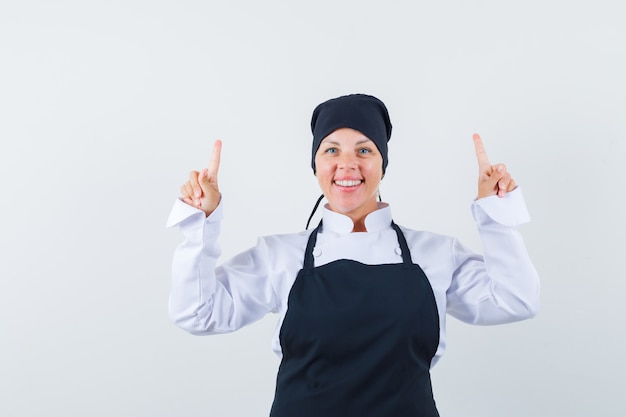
[1, 1, 624, 416]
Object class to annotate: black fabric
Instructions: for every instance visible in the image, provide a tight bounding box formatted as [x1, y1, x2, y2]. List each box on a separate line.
[310, 94, 392, 173]
[270, 222, 440, 417]
[305, 194, 325, 230]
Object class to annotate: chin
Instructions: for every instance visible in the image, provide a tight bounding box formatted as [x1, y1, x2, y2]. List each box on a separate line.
[330, 200, 375, 217]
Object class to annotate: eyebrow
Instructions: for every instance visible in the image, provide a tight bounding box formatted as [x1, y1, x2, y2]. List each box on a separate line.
[321, 139, 373, 146]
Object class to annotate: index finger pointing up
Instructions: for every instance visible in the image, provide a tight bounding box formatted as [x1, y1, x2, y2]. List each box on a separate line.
[207, 139, 222, 177]
[472, 133, 491, 170]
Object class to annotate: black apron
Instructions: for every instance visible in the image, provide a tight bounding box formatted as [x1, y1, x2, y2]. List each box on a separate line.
[270, 222, 440, 417]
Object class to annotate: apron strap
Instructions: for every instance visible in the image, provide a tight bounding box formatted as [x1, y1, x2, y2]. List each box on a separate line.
[303, 221, 322, 270]
[391, 221, 413, 266]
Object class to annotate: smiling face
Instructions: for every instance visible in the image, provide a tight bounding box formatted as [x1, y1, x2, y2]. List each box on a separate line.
[314, 128, 384, 228]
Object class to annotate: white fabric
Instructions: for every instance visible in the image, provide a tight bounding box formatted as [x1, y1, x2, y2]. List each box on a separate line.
[167, 188, 540, 367]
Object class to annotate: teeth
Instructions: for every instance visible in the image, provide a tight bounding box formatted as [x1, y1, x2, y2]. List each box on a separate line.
[335, 180, 362, 186]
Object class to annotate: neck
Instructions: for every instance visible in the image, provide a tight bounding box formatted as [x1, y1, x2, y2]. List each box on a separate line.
[348, 205, 378, 232]
[351, 218, 367, 232]
[325, 199, 380, 233]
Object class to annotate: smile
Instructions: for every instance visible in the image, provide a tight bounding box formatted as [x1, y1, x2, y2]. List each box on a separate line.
[334, 180, 362, 187]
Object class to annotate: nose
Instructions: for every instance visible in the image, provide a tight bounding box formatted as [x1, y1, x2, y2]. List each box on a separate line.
[337, 152, 358, 169]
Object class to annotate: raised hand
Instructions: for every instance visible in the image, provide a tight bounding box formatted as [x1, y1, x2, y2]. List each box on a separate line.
[180, 140, 222, 216]
[473, 133, 517, 199]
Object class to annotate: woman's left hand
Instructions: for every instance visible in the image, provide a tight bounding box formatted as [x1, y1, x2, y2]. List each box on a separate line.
[473, 133, 517, 199]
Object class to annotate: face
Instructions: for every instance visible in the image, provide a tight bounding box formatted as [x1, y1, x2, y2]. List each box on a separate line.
[314, 128, 384, 223]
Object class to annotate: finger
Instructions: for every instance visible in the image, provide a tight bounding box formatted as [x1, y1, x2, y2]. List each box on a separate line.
[181, 182, 200, 207]
[479, 164, 504, 186]
[472, 133, 491, 171]
[180, 181, 192, 198]
[207, 139, 222, 178]
[500, 172, 517, 194]
[180, 179, 198, 207]
[493, 165, 518, 197]
[180, 184, 187, 198]
[497, 171, 512, 197]
[198, 168, 209, 188]
[188, 171, 202, 198]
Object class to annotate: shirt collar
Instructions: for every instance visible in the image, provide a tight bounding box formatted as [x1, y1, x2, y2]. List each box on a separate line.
[320, 202, 392, 234]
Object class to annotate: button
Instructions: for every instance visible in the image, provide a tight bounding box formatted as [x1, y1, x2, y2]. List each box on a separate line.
[313, 247, 322, 257]
[395, 247, 402, 256]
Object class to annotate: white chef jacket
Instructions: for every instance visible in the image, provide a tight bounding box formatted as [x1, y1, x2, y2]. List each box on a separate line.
[166, 188, 540, 368]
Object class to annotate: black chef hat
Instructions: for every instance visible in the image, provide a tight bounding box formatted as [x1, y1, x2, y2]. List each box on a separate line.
[310, 93, 392, 173]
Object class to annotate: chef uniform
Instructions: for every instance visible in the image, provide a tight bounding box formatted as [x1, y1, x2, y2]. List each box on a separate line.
[167, 94, 540, 415]
[269, 221, 440, 416]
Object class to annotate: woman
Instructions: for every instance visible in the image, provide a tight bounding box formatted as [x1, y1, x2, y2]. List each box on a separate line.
[167, 94, 540, 416]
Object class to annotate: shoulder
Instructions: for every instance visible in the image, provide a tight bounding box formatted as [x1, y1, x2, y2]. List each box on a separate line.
[260, 229, 312, 244]
[393, 223, 461, 263]
[247, 230, 312, 274]
[395, 223, 455, 246]
[256, 229, 311, 255]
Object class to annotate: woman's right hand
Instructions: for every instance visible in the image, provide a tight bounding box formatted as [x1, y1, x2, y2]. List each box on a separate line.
[179, 139, 222, 217]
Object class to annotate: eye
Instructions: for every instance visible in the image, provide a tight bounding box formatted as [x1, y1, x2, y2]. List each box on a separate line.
[324, 147, 338, 154]
[358, 147, 373, 154]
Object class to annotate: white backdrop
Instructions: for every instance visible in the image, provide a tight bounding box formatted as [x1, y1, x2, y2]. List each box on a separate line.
[1, 1, 624, 416]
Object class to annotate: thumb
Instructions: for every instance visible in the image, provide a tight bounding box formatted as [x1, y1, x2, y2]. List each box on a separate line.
[199, 167, 219, 196]
[198, 168, 210, 189]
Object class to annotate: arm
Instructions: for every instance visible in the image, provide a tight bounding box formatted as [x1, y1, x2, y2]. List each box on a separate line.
[167, 199, 277, 334]
[446, 188, 540, 324]
[168, 140, 277, 334]
[445, 134, 540, 324]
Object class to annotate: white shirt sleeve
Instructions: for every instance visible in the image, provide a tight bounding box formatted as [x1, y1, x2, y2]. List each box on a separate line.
[166, 198, 278, 335]
[445, 188, 540, 325]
